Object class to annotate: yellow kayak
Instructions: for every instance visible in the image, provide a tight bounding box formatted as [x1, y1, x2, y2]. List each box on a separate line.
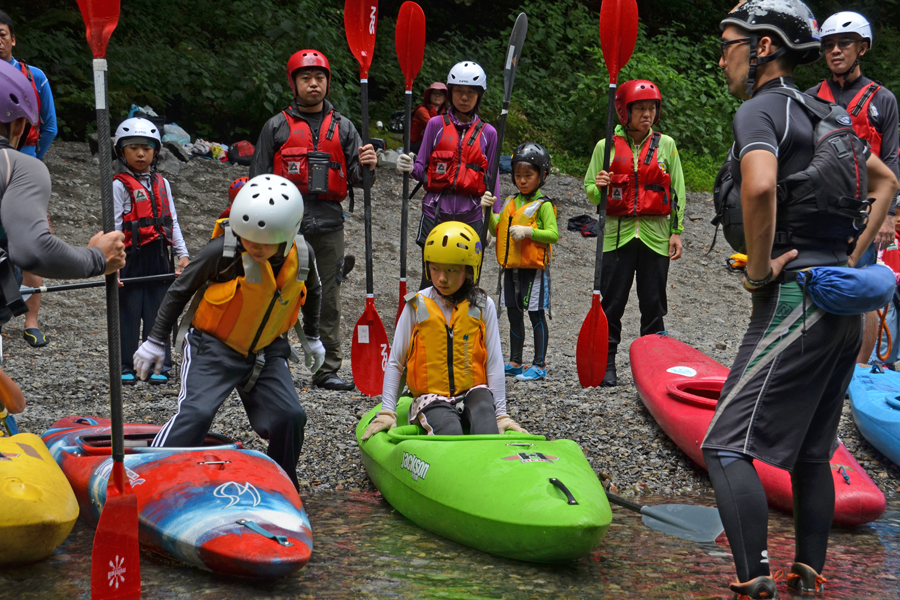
[0, 432, 79, 564]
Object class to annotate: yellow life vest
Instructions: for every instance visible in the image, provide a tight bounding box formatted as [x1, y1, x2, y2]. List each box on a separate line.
[495, 196, 556, 269]
[191, 219, 308, 356]
[405, 292, 487, 398]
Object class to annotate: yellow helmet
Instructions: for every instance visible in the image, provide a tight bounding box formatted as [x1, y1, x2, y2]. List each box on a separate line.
[423, 221, 483, 282]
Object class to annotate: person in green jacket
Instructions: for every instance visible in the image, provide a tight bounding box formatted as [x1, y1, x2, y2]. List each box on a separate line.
[583, 79, 686, 386]
[483, 142, 559, 381]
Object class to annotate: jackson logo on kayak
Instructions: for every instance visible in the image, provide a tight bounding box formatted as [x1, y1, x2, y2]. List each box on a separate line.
[214, 481, 262, 508]
[502, 452, 559, 463]
[96, 460, 145, 487]
[401, 451, 430, 481]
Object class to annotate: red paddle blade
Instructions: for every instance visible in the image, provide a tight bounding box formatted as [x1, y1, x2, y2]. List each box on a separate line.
[576, 292, 609, 388]
[91, 462, 141, 600]
[344, 0, 379, 79]
[395, 2, 426, 91]
[599, 0, 639, 83]
[76, 0, 120, 59]
[395, 279, 408, 327]
[351, 297, 390, 397]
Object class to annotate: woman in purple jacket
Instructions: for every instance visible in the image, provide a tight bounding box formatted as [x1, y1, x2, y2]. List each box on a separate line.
[396, 61, 500, 290]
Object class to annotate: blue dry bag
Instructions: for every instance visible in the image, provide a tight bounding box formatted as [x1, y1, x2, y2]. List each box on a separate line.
[796, 264, 896, 315]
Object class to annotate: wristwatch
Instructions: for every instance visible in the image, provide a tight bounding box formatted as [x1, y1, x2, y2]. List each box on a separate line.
[744, 267, 774, 289]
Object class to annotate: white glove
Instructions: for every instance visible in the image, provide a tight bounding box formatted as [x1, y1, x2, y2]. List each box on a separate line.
[303, 336, 326, 374]
[133, 338, 166, 380]
[480, 191, 497, 209]
[396, 152, 415, 174]
[509, 225, 533, 242]
[362, 410, 397, 441]
[497, 414, 528, 434]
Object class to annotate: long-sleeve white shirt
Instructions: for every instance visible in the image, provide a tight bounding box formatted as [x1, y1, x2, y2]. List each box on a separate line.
[382, 286, 507, 416]
[112, 168, 189, 259]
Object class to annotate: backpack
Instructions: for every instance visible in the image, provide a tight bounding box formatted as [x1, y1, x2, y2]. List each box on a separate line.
[711, 88, 871, 255]
[228, 140, 255, 165]
[389, 110, 405, 134]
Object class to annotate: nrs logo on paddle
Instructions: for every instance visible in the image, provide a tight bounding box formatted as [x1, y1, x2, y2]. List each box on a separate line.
[401, 452, 430, 481]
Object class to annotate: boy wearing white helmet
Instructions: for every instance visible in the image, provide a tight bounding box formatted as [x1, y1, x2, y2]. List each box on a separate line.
[807, 11, 900, 364]
[396, 61, 501, 290]
[113, 117, 190, 385]
[133, 175, 324, 490]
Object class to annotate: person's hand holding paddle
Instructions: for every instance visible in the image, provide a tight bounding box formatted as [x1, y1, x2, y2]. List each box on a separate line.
[88, 230, 126, 274]
[480, 191, 496, 210]
[396, 152, 415, 174]
[176, 255, 190, 275]
[594, 170, 610, 188]
[359, 143, 377, 170]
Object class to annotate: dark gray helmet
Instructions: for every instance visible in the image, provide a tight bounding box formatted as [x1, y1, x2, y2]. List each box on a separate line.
[511, 142, 551, 189]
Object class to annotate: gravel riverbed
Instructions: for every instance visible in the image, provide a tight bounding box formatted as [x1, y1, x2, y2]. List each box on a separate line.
[6, 140, 899, 501]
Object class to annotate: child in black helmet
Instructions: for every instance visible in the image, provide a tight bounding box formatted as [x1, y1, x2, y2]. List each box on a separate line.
[486, 142, 558, 381]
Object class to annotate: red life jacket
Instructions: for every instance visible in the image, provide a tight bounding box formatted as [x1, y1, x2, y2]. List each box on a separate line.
[425, 114, 489, 196]
[114, 172, 173, 248]
[608, 132, 672, 217]
[17, 62, 41, 148]
[816, 80, 883, 157]
[410, 104, 440, 143]
[274, 110, 348, 201]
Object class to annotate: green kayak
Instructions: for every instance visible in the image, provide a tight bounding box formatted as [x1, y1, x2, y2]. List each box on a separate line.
[356, 398, 612, 562]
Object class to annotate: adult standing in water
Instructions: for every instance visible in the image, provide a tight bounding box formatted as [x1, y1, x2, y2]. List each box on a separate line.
[251, 49, 376, 392]
[703, 1, 898, 598]
[0, 10, 59, 348]
[806, 11, 900, 365]
[395, 61, 500, 291]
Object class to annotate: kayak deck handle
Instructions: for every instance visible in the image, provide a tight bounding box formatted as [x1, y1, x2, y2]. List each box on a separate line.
[506, 443, 534, 447]
[549, 478, 579, 505]
[237, 519, 293, 547]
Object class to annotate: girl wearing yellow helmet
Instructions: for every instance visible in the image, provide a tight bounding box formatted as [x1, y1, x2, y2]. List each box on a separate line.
[363, 222, 526, 438]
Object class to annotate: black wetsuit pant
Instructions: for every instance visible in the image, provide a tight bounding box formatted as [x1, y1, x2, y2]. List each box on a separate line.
[120, 238, 173, 374]
[418, 388, 498, 435]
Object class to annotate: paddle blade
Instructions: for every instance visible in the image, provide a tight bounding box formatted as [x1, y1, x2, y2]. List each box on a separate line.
[641, 503, 725, 544]
[576, 292, 609, 388]
[395, 2, 426, 91]
[503, 13, 529, 101]
[345, 0, 379, 79]
[351, 297, 390, 397]
[76, 0, 120, 59]
[91, 461, 141, 599]
[599, 0, 639, 83]
[395, 279, 408, 327]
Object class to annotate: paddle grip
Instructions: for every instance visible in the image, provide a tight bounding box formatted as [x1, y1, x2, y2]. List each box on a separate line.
[400, 90, 411, 278]
[592, 83, 617, 292]
[95, 64, 125, 463]
[361, 79, 374, 296]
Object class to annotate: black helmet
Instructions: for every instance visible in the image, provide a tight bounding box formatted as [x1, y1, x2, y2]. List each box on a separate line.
[511, 142, 551, 189]
[721, 0, 821, 94]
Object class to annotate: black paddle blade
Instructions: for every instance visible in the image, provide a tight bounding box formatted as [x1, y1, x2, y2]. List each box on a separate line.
[640, 503, 725, 543]
[503, 13, 528, 101]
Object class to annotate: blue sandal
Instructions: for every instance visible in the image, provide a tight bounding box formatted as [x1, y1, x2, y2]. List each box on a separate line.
[122, 373, 137, 386]
[149, 373, 169, 385]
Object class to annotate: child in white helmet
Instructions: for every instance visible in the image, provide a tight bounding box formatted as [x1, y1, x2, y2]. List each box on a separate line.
[133, 174, 325, 490]
[113, 117, 190, 385]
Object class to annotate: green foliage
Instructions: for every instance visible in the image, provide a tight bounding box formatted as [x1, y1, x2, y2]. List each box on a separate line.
[680, 151, 721, 193]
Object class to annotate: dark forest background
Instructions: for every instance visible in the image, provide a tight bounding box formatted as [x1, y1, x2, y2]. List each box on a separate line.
[7, 0, 900, 188]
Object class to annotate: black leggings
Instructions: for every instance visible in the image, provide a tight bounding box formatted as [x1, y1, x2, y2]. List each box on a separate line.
[507, 308, 548, 366]
[703, 449, 835, 582]
[419, 388, 498, 435]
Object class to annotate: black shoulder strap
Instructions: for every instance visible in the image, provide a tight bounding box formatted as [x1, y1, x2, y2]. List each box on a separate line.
[442, 113, 451, 126]
[850, 83, 880, 117]
[467, 120, 486, 147]
[643, 132, 662, 165]
[326, 110, 339, 140]
[764, 87, 831, 122]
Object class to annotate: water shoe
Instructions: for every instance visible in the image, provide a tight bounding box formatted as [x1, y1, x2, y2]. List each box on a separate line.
[516, 366, 547, 381]
[786, 563, 826, 595]
[23, 328, 49, 348]
[504, 363, 524, 376]
[122, 372, 137, 386]
[149, 373, 169, 385]
[729, 572, 782, 600]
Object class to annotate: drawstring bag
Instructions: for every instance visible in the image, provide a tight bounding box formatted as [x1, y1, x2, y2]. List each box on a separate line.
[796, 264, 895, 315]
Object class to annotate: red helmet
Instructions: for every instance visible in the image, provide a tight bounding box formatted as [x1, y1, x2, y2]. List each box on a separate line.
[614, 80, 662, 126]
[287, 49, 331, 96]
[228, 176, 249, 204]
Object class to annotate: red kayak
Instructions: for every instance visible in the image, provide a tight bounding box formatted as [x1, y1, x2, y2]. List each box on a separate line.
[630, 334, 885, 526]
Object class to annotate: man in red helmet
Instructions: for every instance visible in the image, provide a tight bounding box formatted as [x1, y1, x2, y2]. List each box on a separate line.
[583, 79, 686, 387]
[251, 49, 376, 392]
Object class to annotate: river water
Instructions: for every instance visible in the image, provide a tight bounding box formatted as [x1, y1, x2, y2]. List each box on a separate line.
[1, 492, 897, 599]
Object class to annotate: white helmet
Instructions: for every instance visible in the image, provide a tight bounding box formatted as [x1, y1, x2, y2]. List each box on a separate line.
[231, 174, 304, 256]
[820, 11, 873, 49]
[114, 117, 161, 151]
[447, 61, 487, 91]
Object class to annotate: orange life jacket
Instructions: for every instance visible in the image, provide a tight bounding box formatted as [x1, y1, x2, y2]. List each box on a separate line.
[608, 132, 672, 217]
[424, 114, 489, 196]
[114, 172, 173, 248]
[192, 220, 308, 357]
[17, 62, 40, 148]
[274, 110, 348, 201]
[404, 292, 487, 398]
[816, 81, 883, 157]
[495, 196, 556, 269]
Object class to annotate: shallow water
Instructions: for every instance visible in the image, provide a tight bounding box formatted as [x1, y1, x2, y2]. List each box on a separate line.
[1, 492, 898, 599]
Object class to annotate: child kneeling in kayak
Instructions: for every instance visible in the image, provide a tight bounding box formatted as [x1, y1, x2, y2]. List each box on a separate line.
[363, 221, 527, 439]
[132, 174, 325, 489]
[483, 142, 558, 381]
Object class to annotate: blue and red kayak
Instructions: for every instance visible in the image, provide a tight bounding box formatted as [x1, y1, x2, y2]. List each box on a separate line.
[41, 416, 312, 578]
